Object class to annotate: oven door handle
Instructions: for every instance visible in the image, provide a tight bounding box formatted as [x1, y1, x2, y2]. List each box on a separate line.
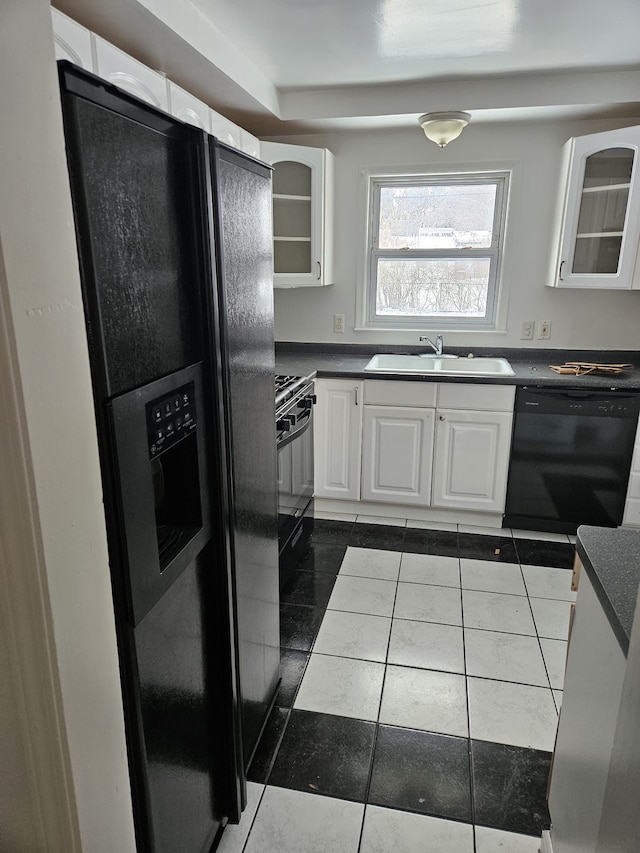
[277, 408, 312, 450]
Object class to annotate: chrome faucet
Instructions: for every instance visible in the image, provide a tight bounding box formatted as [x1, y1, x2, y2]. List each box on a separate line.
[419, 334, 443, 356]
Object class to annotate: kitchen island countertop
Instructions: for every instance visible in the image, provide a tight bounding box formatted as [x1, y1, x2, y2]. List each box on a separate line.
[576, 526, 640, 656]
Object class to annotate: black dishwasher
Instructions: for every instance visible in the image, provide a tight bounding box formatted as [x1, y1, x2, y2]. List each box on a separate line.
[504, 387, 639, 534]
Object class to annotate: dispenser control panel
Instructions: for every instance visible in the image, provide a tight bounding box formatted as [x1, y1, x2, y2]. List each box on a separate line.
[146, 381, 196, 457]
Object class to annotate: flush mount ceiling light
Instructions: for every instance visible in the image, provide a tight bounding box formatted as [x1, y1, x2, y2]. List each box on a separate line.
[418, 111, 471, 148]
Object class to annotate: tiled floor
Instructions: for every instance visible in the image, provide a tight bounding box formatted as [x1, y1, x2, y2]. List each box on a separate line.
[219, 514, 576, 853]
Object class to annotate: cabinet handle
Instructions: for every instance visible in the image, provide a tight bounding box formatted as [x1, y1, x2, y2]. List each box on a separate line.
[559, 260, 565, 281]
[439, 415, 445, 421]
[354, 388, 358, 406]
[317, 261, 322, 280]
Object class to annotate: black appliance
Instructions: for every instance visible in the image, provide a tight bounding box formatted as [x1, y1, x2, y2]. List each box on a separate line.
[58, 61, 279, 852]
[504, 387, 640, 534]
[276, 374, 315, 583]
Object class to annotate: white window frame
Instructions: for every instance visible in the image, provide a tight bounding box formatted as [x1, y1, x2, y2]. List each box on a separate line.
[363, 170, 510, 331]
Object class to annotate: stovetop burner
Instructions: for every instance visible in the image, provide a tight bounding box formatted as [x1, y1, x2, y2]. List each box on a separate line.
[275, 374, 313, 411]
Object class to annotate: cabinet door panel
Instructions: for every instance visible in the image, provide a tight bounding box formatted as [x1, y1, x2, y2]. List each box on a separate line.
[362, 406, 434, 505]
[314, 380, 362, 500]
[94, 37, 168, 110]
[552, 126, 640, 289]
[433, 410, 512, 511]
[261, 141, 333, 287]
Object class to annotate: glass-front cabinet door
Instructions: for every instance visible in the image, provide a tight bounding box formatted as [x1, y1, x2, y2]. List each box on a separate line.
[261, 141, 334, 288]
[552, 126, 640, 289]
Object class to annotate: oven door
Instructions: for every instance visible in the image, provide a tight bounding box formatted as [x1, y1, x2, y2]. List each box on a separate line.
[277, 401, 314, 553]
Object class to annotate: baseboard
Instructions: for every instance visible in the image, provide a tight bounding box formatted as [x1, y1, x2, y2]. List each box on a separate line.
[314, 497, 505, 529]
[540, 829, 553, 853]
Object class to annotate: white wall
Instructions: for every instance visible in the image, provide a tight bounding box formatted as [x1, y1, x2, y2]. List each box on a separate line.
[272, 119, 640, 350]
[0, 0, 135, 849]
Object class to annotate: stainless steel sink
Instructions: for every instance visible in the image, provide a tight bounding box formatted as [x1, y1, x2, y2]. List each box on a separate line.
[364, 354, 515, 377]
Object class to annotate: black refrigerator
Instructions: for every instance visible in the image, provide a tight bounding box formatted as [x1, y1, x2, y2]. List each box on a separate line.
[57, 62, 279, 852]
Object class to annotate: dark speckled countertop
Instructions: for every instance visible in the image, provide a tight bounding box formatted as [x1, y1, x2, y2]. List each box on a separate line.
[576, 526, 640, 656]
[275, 343, 640, 390]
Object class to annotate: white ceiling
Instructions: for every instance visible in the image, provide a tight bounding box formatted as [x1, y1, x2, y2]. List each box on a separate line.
[56, 0, 640, 134]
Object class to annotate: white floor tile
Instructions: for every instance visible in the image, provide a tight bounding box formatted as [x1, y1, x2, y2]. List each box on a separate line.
[361, 806, 474, 853]
[294, 653, 385, 721]
[459, 524, 512, 536]
[327, 575, 397, 617]
[314, 510, 358, 522]
[474, 825, 542, 852]
[462, 590, 536, 636]
[217, 782, 264, 853]
[399, 553, 461, 587]
[379, 665, 468, 736]
[553, 689, 563, 713]
[388, 619, 465, 673]
[339, 547, 401, 581]
[405, 519, 457, 531]
[356, 514, 406, 527]
[530, 597, 573, 641]
[394, 582, 462, 626]
[460, 559, 526, 596]
[244, 787, 364, 853]
[521, 565, 577, 602]
[467, 676, 558, 751]
[511, 529, 571, 543]
[540, 637, 568, 690]
[464, 628, 549, 686]
[314, 610, 392, 662]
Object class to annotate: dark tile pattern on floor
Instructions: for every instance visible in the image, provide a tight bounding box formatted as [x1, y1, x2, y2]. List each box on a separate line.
[309, 519, 354, 545]
[280, 569, 336, 608]
[471, 739, 552, 836]
[403, 527, 459, 556]
[514, 538, 575, 569]
[347, 523, 406, 551]
[458, 533, 519, 563]
[256, 518, 566, 843]
[247, 706, 289, 784]
[269, 709, 376, 802]
[295, 542, 347, 575]
[280, 603, 325, 652]
[277, 649, 309, 708]
[368, 725, 472, 822]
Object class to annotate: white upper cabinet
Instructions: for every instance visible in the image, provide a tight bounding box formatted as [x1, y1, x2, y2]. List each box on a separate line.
[168, 83, 210, 132]
[93, 37, 169, 111]
[261, 142, 334, 288]
[210, 110, 242, 150]
[241, 130, 261, 160]
[51, 8, 95, 71]
[550, 126, 640, 289]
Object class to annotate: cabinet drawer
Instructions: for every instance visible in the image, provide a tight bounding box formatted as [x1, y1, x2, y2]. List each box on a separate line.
[363, 380, 437, 408]
[437, 383, 515, 412]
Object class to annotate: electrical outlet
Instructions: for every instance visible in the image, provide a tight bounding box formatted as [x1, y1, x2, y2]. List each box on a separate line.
[538, 320, 551, 340]
[333, 313, 345, 334]
[521, 321, 534, 340]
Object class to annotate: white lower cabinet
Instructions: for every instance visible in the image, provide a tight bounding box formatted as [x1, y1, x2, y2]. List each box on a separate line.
[314, 379, 363, 500]
[432, 409, 513, 512]
[314, 378, 515, 516]
[361, 405, 435, 505]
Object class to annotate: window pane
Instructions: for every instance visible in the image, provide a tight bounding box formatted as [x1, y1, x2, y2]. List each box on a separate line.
[378, 183, 497, 249]
[376, 258, 490, 318]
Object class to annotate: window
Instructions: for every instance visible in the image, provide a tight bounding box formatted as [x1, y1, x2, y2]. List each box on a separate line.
[365, 172, 509, 329]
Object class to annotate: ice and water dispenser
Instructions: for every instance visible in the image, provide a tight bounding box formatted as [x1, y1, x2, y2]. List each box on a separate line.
[109, 363, 211, 625]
